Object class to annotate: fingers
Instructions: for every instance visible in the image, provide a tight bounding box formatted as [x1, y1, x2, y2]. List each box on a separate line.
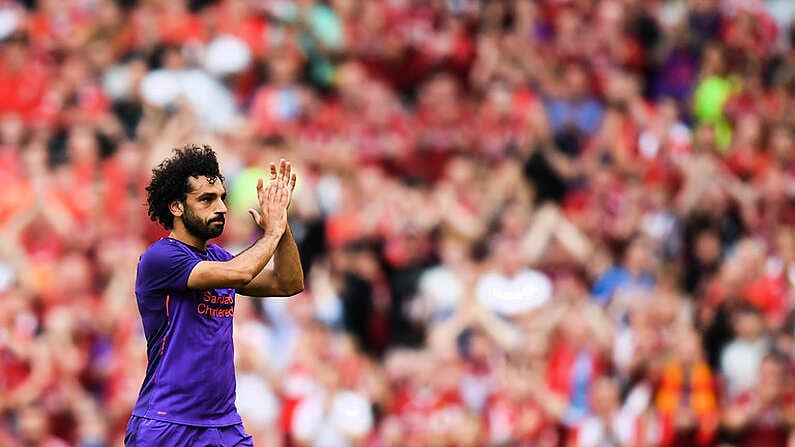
[279, 158, 287, 183]
[265, 158, 295, 204]
[263, 176, 275, 206]
[283, 177, 291, 200]
[283, 160, 291, 186]
[270, 159, 293, 185]
[276, 176, 288, 204]
[271, 175, 279, 201]
[248, 208, 262, 226]
[269, 162, 278, 181]
[256, 177, 265, 202]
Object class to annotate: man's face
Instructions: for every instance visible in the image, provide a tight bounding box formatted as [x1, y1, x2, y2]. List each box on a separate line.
[181, 176, 227, 240]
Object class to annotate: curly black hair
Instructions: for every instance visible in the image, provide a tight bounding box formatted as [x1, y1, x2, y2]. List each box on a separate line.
[146, 144, 225, 230]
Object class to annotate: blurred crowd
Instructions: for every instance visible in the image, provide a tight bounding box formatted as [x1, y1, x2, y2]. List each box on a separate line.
[2, 0, 795, 446]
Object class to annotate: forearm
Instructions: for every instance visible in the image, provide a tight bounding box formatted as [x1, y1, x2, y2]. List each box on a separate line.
[552, 209, 593, 263]
[236, 225, 303, 297]
[236, 232, 284, 283]
[271, 224, 304, 292]
[188, 231, 283, 290]
[521, 203, 558, 263]
[473, 307, 522, 350]
[427, 306, 472, 351]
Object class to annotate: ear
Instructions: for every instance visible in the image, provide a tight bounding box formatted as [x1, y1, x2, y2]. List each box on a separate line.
[169, 200, 184, 217]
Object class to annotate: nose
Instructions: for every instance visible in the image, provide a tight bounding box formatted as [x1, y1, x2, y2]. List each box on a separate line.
[215, 198, 227, 214]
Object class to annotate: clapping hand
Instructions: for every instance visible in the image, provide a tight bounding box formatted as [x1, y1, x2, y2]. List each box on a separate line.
[248, 159, 297, 237]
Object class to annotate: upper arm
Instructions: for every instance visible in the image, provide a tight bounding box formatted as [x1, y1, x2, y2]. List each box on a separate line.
[186, 244, 256, 290]
[138, 244, 201, 292]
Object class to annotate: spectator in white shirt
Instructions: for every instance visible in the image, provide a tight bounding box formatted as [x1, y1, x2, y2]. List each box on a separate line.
[720, 304, 770, 398]
[475, 238, 553, 317]
[414, 235, 477, 322]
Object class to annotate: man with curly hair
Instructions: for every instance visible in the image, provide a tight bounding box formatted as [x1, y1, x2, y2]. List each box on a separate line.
[124, 144, 303, 446]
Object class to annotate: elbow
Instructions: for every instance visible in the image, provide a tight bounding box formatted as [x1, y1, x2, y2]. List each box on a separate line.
[277, 274, 304, 297]
[283, 278, 305, 297]
[294, 273, 305, 295]
[283, 264, 305, 296]
[283, 285, 304, 297]
[293, 273, 305, 295]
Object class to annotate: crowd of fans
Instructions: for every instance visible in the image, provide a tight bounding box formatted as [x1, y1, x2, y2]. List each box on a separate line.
[2, 0, 795, 446]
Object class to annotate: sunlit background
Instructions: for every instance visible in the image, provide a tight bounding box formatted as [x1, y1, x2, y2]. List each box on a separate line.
[2, 0, 795, 446]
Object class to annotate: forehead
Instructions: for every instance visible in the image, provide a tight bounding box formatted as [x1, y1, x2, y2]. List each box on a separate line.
[186, 175, 225, 195]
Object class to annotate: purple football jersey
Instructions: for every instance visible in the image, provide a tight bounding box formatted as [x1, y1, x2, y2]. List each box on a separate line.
[131, 237, 242, 427]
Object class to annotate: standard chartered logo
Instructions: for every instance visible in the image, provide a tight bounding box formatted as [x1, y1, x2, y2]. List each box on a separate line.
[197, 290, 235, 318]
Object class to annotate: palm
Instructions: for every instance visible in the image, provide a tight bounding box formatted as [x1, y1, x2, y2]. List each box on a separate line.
[249, 159, 297, 233]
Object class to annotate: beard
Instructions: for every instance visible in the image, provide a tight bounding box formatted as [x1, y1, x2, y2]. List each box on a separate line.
[182, 206, 224, 240]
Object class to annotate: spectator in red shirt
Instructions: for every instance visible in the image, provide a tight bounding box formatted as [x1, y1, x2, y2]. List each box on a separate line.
[655, 329, 719, 447]
[249, 47, 308, 137]
[0, 31, 53, 126]
[721, 353, 795, 447]
[2, 0, 795, 445]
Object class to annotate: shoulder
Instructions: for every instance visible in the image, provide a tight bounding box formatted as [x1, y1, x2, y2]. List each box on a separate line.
[421, 266, 451, 283]
[140, 238, 189, 262]
[206, 243, 234, 261]
[721, 341, 741, 356]
[137, 238, 202, 274]
[136, 239, 205, 292]
[599, 267, 629, 281]
[475, 271, 503, 288]
[519, 268, 551, 283]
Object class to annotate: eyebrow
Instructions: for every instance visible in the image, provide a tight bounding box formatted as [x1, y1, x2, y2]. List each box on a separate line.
[195, 192, 227, 200]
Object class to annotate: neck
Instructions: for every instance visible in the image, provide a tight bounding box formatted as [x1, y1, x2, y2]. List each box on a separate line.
[169, 223, 208, 251]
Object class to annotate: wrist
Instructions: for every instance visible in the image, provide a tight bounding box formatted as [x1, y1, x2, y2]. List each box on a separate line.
[263, 228, 285, 240]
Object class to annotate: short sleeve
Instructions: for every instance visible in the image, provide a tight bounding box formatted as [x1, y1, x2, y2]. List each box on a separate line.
[208, 244, 234, 262]
[136, 241, 201, 293]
